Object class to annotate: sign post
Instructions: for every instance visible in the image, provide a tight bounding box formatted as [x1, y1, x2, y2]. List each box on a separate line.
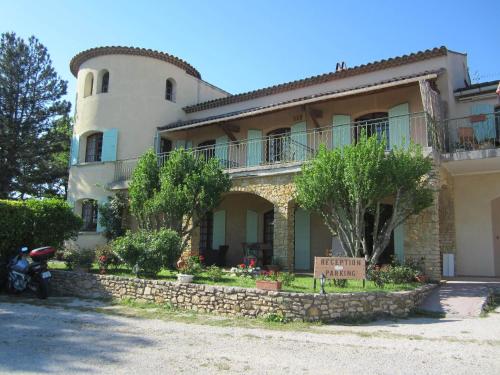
[313, 257, 366, 292]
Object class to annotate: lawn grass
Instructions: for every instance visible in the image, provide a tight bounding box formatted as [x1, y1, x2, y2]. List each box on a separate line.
[48, 260, 420, 294]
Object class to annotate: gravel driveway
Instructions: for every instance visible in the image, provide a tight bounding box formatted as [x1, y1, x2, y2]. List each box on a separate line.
[0, 296, 499, 375]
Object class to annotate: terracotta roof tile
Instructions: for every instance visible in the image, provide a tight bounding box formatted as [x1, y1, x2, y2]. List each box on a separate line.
[183, 46, 448, 113]
[70, 46, 201, 78]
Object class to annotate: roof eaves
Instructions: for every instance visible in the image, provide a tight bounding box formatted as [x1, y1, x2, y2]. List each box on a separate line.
[182, 46, 448, 113]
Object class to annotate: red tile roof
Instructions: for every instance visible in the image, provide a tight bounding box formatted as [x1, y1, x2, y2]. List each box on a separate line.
[183, 46, 448, 113]
[70, 46, 201, 78]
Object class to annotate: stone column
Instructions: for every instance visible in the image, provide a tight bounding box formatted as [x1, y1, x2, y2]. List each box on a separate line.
[273, 202, 290, 269]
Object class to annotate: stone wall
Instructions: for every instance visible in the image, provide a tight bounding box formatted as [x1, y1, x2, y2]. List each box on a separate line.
[51, 270, 436, 322]
[438, 168, 456, 254]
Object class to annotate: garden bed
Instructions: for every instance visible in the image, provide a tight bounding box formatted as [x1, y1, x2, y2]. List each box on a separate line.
[50, 269, 436, 322]
[48, 261, 420, 294]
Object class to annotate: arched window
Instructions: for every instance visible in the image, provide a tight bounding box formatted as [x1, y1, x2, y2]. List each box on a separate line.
[198, 140, 216, 160]
[101, 71, 109, 93]
[85, 132, 103, 162]
[354, 112, 389, 147]
[81, 199, 98, 232]
[266, 128, 291, 163]
[83, 72, 94, 98]
[165, 78, 176, 102]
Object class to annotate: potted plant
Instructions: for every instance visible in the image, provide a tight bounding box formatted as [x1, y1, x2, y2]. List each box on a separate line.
[256, 271, 282, 291]
[177, 255, 202, 283]
[266, 256, 281, 273]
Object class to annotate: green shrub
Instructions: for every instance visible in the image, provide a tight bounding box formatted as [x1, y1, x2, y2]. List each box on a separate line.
[98, 192, 128, 240]
[112, 229, 182, 276]
[367, 268, 389, 288]
[62, 245, 95, 271]
[385, 264, 418, 284]
[178, 255, 203, 276]
[205, 265, 223, 282]
[278, 272, 295, 286]
[333, 279, 348, 288]
[95, 244, 122, 270]
[0, 198, 82, 262]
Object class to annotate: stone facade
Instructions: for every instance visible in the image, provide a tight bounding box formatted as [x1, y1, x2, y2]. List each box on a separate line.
[51, 270, 436, 322]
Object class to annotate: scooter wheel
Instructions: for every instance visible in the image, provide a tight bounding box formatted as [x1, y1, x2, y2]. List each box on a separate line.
[37, 278, 49, 299]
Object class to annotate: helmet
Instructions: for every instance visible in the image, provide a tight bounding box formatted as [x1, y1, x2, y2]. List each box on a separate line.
[20, 246, 29, 254]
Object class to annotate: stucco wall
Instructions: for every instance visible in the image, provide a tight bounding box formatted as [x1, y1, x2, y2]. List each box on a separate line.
[453, 172, 500, 276]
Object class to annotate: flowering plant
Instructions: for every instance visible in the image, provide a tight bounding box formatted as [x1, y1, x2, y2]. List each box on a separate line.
[230, 262, 260, 278]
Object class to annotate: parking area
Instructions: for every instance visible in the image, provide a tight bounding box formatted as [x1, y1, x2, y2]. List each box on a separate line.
[1, 295, 499, 375]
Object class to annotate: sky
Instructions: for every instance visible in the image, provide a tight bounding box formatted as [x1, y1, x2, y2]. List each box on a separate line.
[2, 0, 500, 107]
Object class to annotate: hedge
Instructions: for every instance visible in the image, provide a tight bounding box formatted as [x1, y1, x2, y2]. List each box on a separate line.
[0, 199, 82, 262]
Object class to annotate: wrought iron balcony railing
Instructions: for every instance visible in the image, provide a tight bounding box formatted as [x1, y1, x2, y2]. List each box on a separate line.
[441, 112, 500, 153]
[113, 112, 432, 182]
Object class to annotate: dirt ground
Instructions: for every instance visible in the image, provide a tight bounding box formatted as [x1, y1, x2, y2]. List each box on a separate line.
[0, 295, 499, 375]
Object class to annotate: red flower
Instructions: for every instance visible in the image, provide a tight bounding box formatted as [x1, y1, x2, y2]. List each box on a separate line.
[199, 255, 205, 262]
[238, 264, 246, 269]
[249, 259, 256, 267]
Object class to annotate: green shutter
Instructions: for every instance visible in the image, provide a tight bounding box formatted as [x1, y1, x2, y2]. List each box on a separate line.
[101, 128, 118, 162]
[246, 210, 258, 243]
[70, 135, 80, 165]
[394, 223, 405, 263]
[332, 115, 351, 148]
[389, 103, 410, 149]
[247, 129, 262, 167]
[294, 208, 311, 270]
[212, 210, 226, 250]
[215, 135, 229, 167]
[96, 197, 108, 233]
[174, 139, 186, 149]
[471, 103, 495, 142]
[291, 121, 307, 161]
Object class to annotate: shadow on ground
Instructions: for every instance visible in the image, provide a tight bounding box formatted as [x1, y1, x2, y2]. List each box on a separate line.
[0, 295, 155, 373]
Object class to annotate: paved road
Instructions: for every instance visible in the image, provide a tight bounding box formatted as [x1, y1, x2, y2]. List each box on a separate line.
[0, 296, 499, 375]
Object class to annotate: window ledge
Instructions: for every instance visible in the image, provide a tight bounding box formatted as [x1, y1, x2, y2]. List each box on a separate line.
[78, 231, 99, 235]
[74, 161, 108, 167]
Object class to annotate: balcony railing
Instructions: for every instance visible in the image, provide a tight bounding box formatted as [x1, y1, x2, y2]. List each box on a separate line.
[113, 112, 432, 182]
[441, 112, 500, 153]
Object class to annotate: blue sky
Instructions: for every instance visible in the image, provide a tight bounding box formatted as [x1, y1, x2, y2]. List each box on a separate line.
[3, 0, 499, 106]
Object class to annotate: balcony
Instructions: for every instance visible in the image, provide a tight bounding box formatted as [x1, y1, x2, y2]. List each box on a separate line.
[113, 112, 432, 184]
[442, 112, 500, 154]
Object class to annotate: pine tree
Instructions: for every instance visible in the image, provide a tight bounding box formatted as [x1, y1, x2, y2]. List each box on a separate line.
[0, 32, 70, 198]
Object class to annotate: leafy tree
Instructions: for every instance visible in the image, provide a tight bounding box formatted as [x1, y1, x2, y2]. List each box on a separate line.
[295, 135, 434, 265]
[98, 191, 128, 240]
[128, 148, 231, 249]
[0, 32, 70, 199]
[128, 149, 160, 229]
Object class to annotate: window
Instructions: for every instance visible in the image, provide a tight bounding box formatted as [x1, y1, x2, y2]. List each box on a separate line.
[83, 72, 94, 97]
[165, 78, 176, 101]
[263, 210, 274, 246]
[160, 138, 172, 154]
[81, 200, 98, 232]
[199, 212, 214, 251]
[198, 140, 216, 160]
[101, 71, 109, 93]
[85, 132, 103, 162]
[266, 128, 291, 162]
[353, 112, 389, 147]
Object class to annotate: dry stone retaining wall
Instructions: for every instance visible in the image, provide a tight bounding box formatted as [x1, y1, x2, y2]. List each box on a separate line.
[51, 270, 436, 322]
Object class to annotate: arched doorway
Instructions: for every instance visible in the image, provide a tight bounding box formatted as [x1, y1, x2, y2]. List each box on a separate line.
[266, 128, 291, 163]
[354, 112, 389, 147]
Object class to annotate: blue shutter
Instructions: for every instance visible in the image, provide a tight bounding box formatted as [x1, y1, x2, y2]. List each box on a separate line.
[294, 208, 311, 270]
[212, 210, 226, 250]
[471, 103, 495, 142]
[70, 135, 80, 165]
[291, 121, 307, 161]
[246, 210, 258, 243]
[394, 224, 405, 263]
[247, 129, 262, 167]
[101, 128, 118, 161]
[332, 115, 351, 148]
[389, 103, 410, 149]
[215, 135, 229, 167]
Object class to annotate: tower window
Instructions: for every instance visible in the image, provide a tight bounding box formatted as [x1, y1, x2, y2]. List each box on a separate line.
[101, 71, 109, 93]
[165, 78, 176, 102]
[85, 132, 103, 162]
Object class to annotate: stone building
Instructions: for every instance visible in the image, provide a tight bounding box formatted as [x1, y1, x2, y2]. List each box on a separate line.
[67, 45, 500, 279]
